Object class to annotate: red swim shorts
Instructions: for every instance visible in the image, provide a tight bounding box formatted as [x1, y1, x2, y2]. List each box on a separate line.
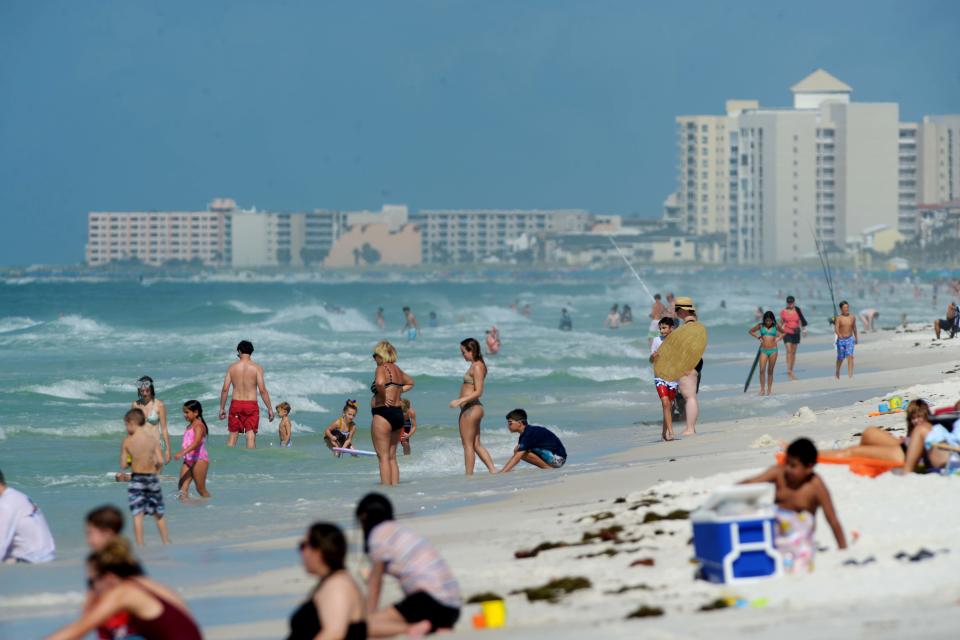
[228, 400, 260, 433]
[655, 381, 677, 401]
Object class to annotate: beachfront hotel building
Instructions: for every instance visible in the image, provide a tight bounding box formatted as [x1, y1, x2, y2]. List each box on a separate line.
[672, 69, 959, 264]
[86, 201, 230, 267]
[415, 209, 591, 263]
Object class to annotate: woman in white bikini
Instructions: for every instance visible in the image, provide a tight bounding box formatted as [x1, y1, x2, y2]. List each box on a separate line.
[450, 338, 496, 475]
[132, 377, 171, 465]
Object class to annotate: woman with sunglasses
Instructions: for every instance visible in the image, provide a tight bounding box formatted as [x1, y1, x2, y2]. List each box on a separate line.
[370, 341, 414, 485]
[46, 537, 202, 640]
[819, 399, 953, 473]
[288, 522, 366, 640]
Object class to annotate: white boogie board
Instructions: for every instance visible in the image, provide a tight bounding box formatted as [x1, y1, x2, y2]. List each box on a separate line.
[332, 447, 377, 458]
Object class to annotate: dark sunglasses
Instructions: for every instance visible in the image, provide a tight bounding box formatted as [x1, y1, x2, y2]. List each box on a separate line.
[298, 540, 308, 552]
[86, 577, 95, 589]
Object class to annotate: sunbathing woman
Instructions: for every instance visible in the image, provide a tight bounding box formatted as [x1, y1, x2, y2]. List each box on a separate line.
[819, 399, 953, 472]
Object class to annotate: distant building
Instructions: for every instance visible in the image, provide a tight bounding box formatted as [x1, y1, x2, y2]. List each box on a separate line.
[548, 227, 696, 266]
[86, 203, 229, 267]
[672, 69, 959, 263]
[415, 209, 591, 263]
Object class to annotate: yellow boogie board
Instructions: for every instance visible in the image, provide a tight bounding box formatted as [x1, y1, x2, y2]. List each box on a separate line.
[653, 322, 708, 382]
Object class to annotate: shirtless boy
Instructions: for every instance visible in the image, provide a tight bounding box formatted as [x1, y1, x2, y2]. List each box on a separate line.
[834, 301, 858, 379]
[120, 409, 170, 546]
[741, 437, 846, 572]
[219, 340, 274, 449]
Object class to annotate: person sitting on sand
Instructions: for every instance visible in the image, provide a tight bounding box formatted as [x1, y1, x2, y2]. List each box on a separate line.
[119, 409, 170, 546]
[741, 438, 847, 573]
[357, 493, 461, 637]
[498, 408, 567, 472]
[0, 468, 55, 564]
[324, 400, 358, 458]
[288, 522, 366, 640]
[819, 399, 955, 473]
[47, 537, 202, 640]
[934, 302, 957, 340]
[650, 317, 679, 441]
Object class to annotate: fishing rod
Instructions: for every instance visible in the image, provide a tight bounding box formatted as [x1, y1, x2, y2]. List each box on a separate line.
[811, 227, 839, 319]
[607, 235, 655, 303]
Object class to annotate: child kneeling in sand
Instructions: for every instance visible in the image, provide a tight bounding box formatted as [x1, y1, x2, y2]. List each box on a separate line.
[741, 437, 846, 572]
[120, 409, 170, 546]
[497, 408, 567, 472]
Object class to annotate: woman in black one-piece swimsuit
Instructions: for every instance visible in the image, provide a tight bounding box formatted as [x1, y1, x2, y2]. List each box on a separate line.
[289, 522, 367, 640]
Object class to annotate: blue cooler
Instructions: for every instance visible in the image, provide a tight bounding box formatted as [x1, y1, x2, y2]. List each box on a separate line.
[691, 484, 782, 584]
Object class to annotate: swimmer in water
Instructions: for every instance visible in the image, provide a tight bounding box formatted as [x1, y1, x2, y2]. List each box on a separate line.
[450, 338, 496, 475]
[485, 326, 500, 354]
[605, 304, 621, 330]
[400, 398, 417, 456]
[325, 400, 358, 458]
[132, 377, 171, 465]
[375, 307, 385, 330]
[402, 307, 419, 341]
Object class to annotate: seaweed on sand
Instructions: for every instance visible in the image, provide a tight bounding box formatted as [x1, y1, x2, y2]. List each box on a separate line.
[514, 540, 572, 559]
[466, 592, 504, 604]
[582, 525, 623, 542]
[642, 509, 690, 523]
[511, 576, 592, 603]
[626, 605, 664, 618]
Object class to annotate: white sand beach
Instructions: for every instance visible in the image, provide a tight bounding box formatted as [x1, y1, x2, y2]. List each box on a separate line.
[181, 326, 960, 639]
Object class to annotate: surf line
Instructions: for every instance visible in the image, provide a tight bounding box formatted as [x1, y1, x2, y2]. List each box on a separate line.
[607, 235, 655, 303]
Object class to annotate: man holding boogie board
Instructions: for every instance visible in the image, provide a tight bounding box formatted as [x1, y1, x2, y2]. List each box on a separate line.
[653, 296, 707, 438]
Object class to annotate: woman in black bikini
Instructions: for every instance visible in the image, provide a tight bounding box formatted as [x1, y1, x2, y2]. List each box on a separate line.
[450, 338, 496, 475]
[288, 522, 366, 640]
[370, 341, 414, 485]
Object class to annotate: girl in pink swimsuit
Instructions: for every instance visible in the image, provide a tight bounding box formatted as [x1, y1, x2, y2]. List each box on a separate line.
[175, 400, 210, 499]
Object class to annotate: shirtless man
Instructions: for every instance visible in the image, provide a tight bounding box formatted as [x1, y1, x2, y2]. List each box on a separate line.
[219, 340, 274, 449]
[648, 294, 666, 347]
[402, 306, 420, 341]
[934, 302, 957, 340]
[834, 301, 858, 380]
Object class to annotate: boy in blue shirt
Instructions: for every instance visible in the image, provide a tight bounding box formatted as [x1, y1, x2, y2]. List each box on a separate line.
[498, 409, 567, 472]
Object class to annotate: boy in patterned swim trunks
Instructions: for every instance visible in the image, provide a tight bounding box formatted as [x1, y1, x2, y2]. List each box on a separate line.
[120, 408, 170, 546]
[834, 301, 858, 380]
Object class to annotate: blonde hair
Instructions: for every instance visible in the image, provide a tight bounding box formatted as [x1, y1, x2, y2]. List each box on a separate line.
[401, 398, 411, 412]
[373, 341, 398, 364]
[88, 537, 142, 578]
[276, 402, 291, 414]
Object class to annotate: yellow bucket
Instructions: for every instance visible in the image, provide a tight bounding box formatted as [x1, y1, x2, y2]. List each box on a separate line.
[480, 600, 506, 628]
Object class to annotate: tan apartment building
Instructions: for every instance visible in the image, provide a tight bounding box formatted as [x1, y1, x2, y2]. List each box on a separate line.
[415, 209, 591, 263]
[919, 115, 960, 205]
[86, 204, 228, 267]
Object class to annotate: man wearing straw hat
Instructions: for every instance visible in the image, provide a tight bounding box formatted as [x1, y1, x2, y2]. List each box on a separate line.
[673, 296, 703, 437]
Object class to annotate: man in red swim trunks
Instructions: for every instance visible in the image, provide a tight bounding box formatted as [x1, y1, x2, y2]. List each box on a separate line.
[219, 340, 274, 449]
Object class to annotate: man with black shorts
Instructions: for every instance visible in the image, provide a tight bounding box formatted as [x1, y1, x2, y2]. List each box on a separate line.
[779, 296, 808, 380]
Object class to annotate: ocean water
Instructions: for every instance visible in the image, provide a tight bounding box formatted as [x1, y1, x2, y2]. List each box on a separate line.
[0, 269, 940, 634]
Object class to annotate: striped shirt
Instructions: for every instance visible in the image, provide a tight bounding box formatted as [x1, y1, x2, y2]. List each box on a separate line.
[368, 521, 461, 609]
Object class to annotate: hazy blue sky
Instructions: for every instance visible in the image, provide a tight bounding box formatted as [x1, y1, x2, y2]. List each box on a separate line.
[1, 1, 957, 266]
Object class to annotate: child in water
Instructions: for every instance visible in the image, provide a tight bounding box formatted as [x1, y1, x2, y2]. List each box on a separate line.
[276, 402, 292, 447]
[649, 317, 679, 441]
[325, 399, 358, 457]
[120, 409, 170, 545]
[400, 398, 417, 456]
[741, 438, 847, 572]
[175, 400, 210, 500]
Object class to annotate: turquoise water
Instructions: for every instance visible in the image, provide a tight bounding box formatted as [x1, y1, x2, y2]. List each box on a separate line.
[0, 270, 938, 634]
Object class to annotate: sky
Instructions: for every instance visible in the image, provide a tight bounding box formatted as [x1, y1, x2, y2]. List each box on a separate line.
[0, 0, 958, 266]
